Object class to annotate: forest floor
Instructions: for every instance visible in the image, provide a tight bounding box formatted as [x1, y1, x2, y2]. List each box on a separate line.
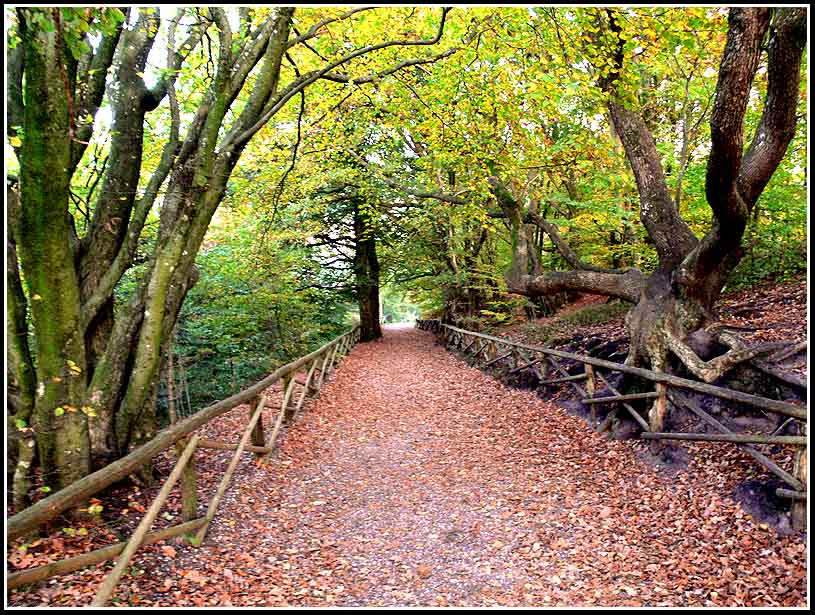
[7, 290, 808, 606]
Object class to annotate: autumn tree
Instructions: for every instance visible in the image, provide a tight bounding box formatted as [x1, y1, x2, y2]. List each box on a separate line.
[495, 8, 806, 433]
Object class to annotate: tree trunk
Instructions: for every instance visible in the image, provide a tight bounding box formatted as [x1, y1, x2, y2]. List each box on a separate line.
[16, 11, 91, 490]
[354, 205, 382, 342]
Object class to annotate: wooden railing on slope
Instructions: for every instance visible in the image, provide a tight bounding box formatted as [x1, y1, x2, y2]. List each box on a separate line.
[416, 319, 808, 530]
[7, 326, 361, 603]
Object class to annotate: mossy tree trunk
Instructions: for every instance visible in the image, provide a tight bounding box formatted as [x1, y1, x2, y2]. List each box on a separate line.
[14, 11, 92, 492]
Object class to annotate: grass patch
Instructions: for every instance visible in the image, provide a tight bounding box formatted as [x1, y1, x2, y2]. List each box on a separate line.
[560, 302, 630, 327]
[515, 301, 631, 347]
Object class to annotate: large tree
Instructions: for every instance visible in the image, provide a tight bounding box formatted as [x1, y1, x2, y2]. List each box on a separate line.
[6, 6, 455, 508]
[496, 8, 806, 433]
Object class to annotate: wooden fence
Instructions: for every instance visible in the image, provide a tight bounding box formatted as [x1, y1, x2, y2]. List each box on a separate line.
[7, 326, 361, 604]
[416, 319, 807, 529]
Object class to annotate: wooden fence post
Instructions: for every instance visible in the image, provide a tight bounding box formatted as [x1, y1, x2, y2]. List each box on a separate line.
[281, 374, 293, 422]
[792, 422, 807, 530]
[649, 383, 669, 453]
[178, 441, 198, 525]
[538, 353, 549, 380]
[249, 395, 266, 456]
[584, 363, 596, 427]
[92, 436, 200, 606]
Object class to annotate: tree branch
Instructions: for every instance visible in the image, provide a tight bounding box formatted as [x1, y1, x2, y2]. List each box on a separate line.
[704, 8, 771, 228]
[224, 7, 453, 153]
[80, 11, 189, 332]
[320, 47, 458, 85]
[347, 149, 470, 204]
[526, 209, 632, 275]
[514, 269, 644, 303]
[737, 8, 806, 208]
[6, 40, 25, 156]
[286, 7, 375, 48]
[6, 179, 36, 416]
[599, 9, 698, 270]
[70, 18, 123, 172]
[676, 8, 805, 306]
[145, 12, 207, 107]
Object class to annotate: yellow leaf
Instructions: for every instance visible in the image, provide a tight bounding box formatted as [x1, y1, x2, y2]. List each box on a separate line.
[9, 135, 22, 147]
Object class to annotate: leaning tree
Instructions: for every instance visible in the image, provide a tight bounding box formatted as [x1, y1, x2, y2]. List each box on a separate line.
[494, 7, 806, 434]
[6, 6, 458, 509]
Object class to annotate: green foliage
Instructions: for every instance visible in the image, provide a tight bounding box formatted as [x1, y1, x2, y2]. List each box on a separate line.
[164, 217, 352, 417]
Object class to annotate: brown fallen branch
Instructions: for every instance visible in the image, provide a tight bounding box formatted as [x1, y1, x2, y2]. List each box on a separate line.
[509, 357, 541, 374]
[667, 391, 803, 491]
[546, 357, 589, 399]
[197, 438, 273, 455]
[768, 341, 806, 363]
[749, 357, 807, 390]
[776, 488, 807, 501]
[582, 391, 659, 404]
[595, 372, 650, 431]
[642, 432, 806, 446]
[461, 338, 477, 354]
[484, 351, 513, 367]
[539, 373, 588, 385]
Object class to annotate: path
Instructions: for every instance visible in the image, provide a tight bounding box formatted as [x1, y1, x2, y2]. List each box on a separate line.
[9, 326, 806, 607]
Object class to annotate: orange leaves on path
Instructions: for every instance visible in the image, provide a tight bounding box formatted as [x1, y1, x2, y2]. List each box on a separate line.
[7, 324, 807, 607]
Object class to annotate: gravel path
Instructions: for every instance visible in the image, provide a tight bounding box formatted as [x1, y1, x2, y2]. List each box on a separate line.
[8, 325, 807, 607]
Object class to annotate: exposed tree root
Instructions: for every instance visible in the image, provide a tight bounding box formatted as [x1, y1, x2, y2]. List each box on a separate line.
[664, 329, 788, 384]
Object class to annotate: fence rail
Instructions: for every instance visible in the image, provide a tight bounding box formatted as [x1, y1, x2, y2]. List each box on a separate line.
[7, 326, 361, 602]
[416, 319, 807, 530]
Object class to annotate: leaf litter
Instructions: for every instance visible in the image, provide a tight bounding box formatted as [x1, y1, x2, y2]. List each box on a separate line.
[7, 321, 807, 607]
